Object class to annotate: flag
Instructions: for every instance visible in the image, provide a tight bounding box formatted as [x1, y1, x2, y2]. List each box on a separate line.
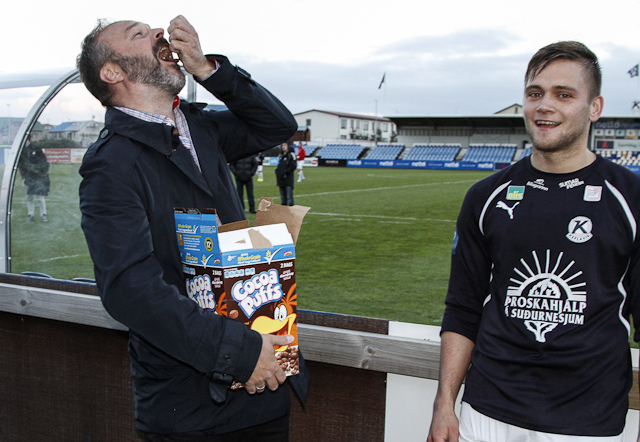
[378, 73, 386, 89]
[629, 64, 639, 78]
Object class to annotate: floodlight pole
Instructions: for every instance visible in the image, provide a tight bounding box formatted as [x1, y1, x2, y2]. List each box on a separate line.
[187, 72, 197, 103]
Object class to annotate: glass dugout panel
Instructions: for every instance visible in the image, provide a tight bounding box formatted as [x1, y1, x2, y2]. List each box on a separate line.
[2, 78, 99, 281]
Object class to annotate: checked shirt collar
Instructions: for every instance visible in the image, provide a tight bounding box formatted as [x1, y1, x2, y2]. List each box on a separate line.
[115, 96, 201, 171]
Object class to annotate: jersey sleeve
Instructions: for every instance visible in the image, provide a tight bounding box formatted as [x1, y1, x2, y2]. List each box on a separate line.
[441, 183, 493, 343]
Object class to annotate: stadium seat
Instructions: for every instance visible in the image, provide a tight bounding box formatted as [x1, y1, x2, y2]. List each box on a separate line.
[366, 144, 405, 160]
[403, 143, 460, 161]
[72, 277, 97, 284]
[463, 143, 516, 163]
[316, 144, 367, 160]
[21, 271, 53, 278]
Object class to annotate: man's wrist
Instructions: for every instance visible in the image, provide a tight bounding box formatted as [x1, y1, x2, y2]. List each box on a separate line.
[195, 58, 219, 81]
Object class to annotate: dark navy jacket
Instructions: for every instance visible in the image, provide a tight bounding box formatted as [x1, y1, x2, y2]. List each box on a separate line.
[79, 56, 302, 435]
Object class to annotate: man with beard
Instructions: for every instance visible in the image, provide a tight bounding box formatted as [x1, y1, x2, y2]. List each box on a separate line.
[428, 41, 640, 441]
[77, 15, 306, 441]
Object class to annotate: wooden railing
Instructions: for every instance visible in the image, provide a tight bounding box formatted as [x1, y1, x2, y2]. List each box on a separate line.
[0, 275, 442, 379]
[0, 274, 637, 441]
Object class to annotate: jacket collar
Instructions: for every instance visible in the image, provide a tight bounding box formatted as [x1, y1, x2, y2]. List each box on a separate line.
[104, 106, 212, 197]
[105, 107, 174, 156]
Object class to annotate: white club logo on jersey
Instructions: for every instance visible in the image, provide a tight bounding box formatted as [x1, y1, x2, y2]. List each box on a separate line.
[504, 250, 587, 342]
[566, 216, 593, 243]
[584, 185, 602, 202]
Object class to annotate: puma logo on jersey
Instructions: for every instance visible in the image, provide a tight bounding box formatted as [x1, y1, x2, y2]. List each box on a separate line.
[497, 201, 519, 219]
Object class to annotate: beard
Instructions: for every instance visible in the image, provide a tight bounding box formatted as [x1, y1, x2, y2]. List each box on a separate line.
[524, 118, 591, 154]
[118, 39, 185, 96]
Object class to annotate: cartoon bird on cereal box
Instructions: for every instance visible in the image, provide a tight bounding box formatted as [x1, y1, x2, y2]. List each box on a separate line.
[217, 281, 299, 378]
[216, 282, 298, 352]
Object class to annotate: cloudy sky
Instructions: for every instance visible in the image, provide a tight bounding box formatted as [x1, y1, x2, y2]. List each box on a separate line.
[2, 0, 640, 124]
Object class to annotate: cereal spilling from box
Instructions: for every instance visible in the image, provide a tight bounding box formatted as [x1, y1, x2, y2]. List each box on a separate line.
[174, 198, 310, 383]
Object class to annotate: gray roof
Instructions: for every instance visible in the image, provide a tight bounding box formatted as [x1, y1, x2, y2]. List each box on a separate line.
[0, 68, 78, 90]
[294, 109, 392, 122]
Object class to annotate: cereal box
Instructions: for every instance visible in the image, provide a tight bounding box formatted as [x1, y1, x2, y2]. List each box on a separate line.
[174, 199, 309, 382]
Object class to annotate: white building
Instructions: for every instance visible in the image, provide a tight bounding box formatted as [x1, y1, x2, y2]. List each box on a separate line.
[495, 103, 523, 115]
[293, 110, 396, 146]
[48, 120, 104, 148]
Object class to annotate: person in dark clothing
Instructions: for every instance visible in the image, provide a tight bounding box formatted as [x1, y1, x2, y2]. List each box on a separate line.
[275, 142, 296, 206]
[77, 15, 308, 441]
[229, 155, 258, 213]
[257, 152, 265, 182]
[18, 139, 50, 222]
[428, 41, 638, 442]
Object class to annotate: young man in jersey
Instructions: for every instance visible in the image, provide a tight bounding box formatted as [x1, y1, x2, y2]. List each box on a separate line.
[428, 41, 640, 441]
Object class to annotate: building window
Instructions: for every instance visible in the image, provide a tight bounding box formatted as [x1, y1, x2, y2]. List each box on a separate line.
[382, 123, 389, 132]
[363, 121, 369, 131]
[306, 119, 311, 127]
[341, 119, 347, 129]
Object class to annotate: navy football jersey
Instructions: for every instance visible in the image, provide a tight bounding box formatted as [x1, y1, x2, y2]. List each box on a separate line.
[442, 155, 640, 436]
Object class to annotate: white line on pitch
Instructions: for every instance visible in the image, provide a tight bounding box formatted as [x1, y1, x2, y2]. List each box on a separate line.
[308, 212, 455, 223]
[295, 179, 477, 198]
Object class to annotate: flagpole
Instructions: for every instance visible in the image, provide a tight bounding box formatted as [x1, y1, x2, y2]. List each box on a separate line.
[374, 99, 378, 148]
[636, 63, 640, 112]
[383, 74, 387, 140]
[629, 63, 640, 113]
[377, 72, 386, 145]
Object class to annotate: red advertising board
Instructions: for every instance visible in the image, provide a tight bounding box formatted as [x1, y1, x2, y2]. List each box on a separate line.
[44, 149, 71, 164]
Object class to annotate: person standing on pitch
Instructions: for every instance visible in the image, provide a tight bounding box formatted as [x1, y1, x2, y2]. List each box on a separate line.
[257, 151, 265, 182]
[18, 136, 50, 222]
[275, 141, 296, 206]
[229, 154, 258, 213]
[428, 41, 640, 442]
[296, 142, 306, 182]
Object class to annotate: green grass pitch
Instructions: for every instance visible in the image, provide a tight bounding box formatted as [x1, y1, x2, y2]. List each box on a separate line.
[8, 163, 492, 326]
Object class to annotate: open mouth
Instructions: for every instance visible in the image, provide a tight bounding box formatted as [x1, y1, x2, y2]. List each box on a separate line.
[158, 45, 179, 63]
[536, 120, 560, 127]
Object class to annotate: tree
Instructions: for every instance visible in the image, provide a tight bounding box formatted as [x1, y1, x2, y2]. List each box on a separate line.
[33, 138, 81, 150]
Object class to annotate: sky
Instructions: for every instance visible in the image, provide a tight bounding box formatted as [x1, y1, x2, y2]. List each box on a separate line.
[2, 0, 640, 125]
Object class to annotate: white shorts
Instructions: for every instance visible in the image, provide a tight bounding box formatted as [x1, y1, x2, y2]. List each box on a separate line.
[297, 160, 304, 170]
[459, 402, 625, 442]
